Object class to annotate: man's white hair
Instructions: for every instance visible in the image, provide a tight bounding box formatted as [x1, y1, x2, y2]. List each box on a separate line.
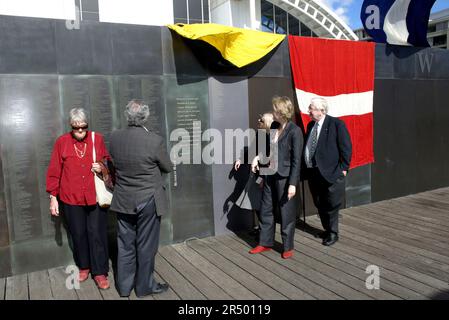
[310, 97, 329, 114]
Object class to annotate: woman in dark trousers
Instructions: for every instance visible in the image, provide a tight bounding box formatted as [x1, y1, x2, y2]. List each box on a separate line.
[249, 96, 303, 259]
[46, 107, 110, 289]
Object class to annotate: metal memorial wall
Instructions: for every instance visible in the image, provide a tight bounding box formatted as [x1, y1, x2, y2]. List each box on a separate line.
[0, 15, 449, 277]
[0, 16, 217, 276]
[372, 44, 449, 201]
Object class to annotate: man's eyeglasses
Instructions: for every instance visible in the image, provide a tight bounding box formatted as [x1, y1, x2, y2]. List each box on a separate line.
[71, 124, 88, 131]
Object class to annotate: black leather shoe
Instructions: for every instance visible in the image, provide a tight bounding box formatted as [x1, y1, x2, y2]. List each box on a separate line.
[136, 283, 169, 298]
[152, 283, 169, 294]
[322, 233, 339, 246]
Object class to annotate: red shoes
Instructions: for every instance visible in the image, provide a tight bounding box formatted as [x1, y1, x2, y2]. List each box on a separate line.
[78, 268, 109, 289]
[249, 245, 272, 254]
[282, 250, 294, 259]
[79, 269, 90, 282]
[249, 246, 294, 259]
[94, 275, 110, 290]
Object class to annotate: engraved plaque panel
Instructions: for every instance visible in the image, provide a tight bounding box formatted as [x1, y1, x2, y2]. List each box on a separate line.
[164, 76, 214, 242]
[0, 76, 45, 243]
[0, 75, 72, 276]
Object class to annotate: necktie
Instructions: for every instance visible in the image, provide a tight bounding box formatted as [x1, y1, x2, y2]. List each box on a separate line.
[308, 123, 318, 167]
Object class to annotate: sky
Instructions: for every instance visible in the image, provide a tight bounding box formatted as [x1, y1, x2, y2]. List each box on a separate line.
[317, 0, 449, 30]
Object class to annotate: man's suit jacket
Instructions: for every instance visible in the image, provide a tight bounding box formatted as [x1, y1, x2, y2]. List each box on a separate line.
[267, 121, 303, 186]
[305, 115, 352, 184]
[109, 126, 172, 216]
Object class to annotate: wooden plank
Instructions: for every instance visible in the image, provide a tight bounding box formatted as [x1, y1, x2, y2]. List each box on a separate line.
[155, 253, 206, 300]
[295, 238, 427, 299]
[209, 236, 321, 300]
[395, 197, 449, 218]
[339, 214, 449, 265]
[99, 271, 128, 300]
[159, 245, 232, 300]
[349, 204, 449, 235]
[305, 217, 449, 294]
[340, 212, 449, 256]
[202, 236, 313, 300]
[410, 194, 449, 209]
[28, 270, 53, 300]
[188, 239, 286, 300]
[48, 267, 78, 300]
[0, 277, 5, 300]
[294, 223, 441, 299]
[5, 274, 28, 300]
[345, 208, 449, 243]
[233, 232, 400, 300]
[152, 270, 181, 300]
[366, 201, 449, 228]
[423, 194, 449, 203]
[330, 215, 449, 267]
[311, 222, 449, 283]
[347, 207, 449, 237]
[345, 207, 449, 242]
[173, 242, 259, 300]
[376, 194, 449, 218]
[221, 235, 373, 300]
[375, 195, 447, 217]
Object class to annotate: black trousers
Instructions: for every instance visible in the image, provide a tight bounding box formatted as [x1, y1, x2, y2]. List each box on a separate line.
[259, 174, 298, 251]
[116, 197, 161, 297]
[61, 202, 109, 276]
[308, 168, 345, 235]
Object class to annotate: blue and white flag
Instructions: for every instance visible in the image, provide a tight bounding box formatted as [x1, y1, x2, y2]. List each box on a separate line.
[361, 0, 436, 47]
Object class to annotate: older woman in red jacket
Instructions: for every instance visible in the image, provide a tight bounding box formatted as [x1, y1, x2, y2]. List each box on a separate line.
[46, 107, 110, 290]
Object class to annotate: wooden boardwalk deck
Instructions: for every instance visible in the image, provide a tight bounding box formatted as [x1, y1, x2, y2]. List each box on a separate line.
[2, 187, 449, 300]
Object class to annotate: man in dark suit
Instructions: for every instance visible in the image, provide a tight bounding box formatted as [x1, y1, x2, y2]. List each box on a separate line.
[109, 99, 172, 297]
[304, 97, 352, 246]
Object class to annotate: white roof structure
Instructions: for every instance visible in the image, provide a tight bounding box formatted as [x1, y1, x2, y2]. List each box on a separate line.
[267, 0, 358, 40]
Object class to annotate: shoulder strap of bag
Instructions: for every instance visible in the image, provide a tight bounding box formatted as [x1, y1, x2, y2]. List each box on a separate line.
[92, 131, 96, 162]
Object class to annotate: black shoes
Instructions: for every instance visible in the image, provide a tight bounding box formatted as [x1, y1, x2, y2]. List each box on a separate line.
[322, 233, 339, 246]
[136, 283, 170, 298]
[151, 283, 170, 294]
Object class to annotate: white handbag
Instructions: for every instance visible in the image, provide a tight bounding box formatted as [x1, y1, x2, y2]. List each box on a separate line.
[92, 132, 113, 208]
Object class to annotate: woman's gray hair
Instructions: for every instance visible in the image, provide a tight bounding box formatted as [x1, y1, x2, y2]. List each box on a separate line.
[310, 97, 329, 114]
[125, 99, 150, 126]
[69, 107, 88, 124]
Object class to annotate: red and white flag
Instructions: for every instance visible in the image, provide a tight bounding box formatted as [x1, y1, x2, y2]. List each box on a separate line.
[288, 36, 375, 169]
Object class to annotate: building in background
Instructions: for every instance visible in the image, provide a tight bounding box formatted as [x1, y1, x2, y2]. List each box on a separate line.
[210, 0, 357, 39]
[0, 0, 357, 40]
[355, 8, 449, 49]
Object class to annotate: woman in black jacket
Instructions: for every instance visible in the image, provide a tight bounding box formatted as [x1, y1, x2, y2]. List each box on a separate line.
[249, 96, 303, 259]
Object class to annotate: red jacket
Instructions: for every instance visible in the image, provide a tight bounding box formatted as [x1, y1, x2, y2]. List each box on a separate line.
[46, 131, 111, 206]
